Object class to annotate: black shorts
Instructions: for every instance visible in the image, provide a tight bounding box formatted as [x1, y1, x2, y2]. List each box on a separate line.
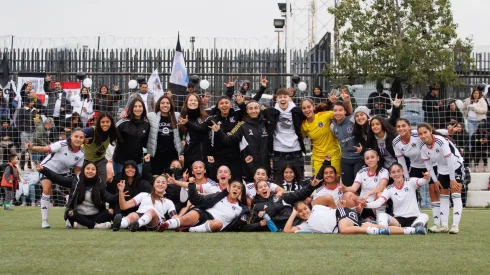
[394, 216, 417, 227]
[360, 208, 376, 220]
[437, 166, 464, 189]
[336, 207, 361, 227]
[190, 208, 214, 226]
[409, 166, 437, 184]
[40, 173, 71, 186]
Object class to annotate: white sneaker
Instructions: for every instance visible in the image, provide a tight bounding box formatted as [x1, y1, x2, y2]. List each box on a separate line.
[41, 221, 50, 229]
[428, 225, 440, 233]
[20, 202, 27, 207]
[433, 225, 449, 233]
[73, 222, 86, 229]
[449, 225, 460, 234]
[65, 220, 72, 229]
[94, 222, 112, 229]
[31, 202, 36, 207]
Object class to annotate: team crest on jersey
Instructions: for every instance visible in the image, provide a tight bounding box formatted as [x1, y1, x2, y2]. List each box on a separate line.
[318, 122, 324, 128]
[232, 206, 236, 211]
[411, 143, 416, 147]
[374, 178, 378, 182]
[75, 157, 79, 161]
[436, 149, 439, 153]
[229, 116, 235, 123]
[347, 125, 353, 133]
[240, 214, 247, 221]
[249, 129, 254, 136]
[262, 128, 268, 136]
[404, 187, 409, 192]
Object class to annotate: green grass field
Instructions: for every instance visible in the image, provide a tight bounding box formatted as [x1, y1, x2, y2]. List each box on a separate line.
[1, 208, 489, 275]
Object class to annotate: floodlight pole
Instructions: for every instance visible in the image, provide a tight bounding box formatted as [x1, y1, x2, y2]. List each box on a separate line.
[285, 0, 291, 88]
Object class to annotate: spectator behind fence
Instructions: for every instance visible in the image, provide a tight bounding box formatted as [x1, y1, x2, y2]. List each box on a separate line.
[463, 89, 488, 150]
[94, 85, 122, 117]
[471, 121, 489, 172]
[43, 75, 72, 126]
[28, 88, 46, 116]
[0, 88, 10, 121]
[0, 120, 18, 163]
[422, 85, 443, 129]
[443, 100, 464, 127]
[16, 99, 38, 146]
[61, 112, 83, 135]
[1, 154, 19, 210]
[69, 87, 94, 127]
[19, 151, 38, 207]
[121, 82, 155, 118]
[32, 117, 55, 162]
[367, 82, 392, 117]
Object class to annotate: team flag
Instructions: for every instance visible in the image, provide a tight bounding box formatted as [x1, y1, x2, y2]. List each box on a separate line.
[168, 33, 189, 108]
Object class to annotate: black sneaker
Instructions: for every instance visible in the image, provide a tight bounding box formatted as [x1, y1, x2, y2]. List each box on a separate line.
[113, 214, 122, 232]
[130, 221, 139, 232]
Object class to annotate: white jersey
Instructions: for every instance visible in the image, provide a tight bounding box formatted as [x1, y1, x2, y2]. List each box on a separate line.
[378, 178, 426, 218]
[393, 131, 426, 169]
[420, 135, 463, 179]
[297, 205, 338, 234]
[354, 167, 389, 202]
[199, 179, 223, 194]
[132, 192, 176, 219]
[245, 182, 280, 199]
[41, 140, 85, 175]
[311, 184, 342, 204]
[206, 198, 243, 230]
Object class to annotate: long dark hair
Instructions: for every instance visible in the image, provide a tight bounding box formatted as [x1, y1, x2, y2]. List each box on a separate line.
[416, 122, 452, 143]
[353, 113, 370, 144]
[92, 113, 120, 146]
[274, 163, 303, 187]
[76, 161, 104, 209]
[20, 151, 32, 170]
[155, 95, 178, 128]
[127, 97, 147, 120]
[366, 116, 397, 147]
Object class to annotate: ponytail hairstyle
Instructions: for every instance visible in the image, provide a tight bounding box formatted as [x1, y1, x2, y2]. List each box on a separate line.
[363, 148, 383, 175]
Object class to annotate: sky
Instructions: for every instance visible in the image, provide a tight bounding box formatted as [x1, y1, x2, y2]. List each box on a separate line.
[0, 0, 489, 50]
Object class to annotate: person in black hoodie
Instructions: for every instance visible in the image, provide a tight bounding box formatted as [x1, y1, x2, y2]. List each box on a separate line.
[112, 97, 150, 175]
[212, 100, 271, 182]
[444, 100, 464, 127]
[94, 84, 122, 116]
[311, 85, 326, 105]
[273, 163, 309, 192]
[36, 161, 116, 229]
[422, 85, 443, 129]
[178, 93, 211, 172]
[243, 178, 320, 231]
[157, 180, 249, 232]
[367, 82, 392, 117]
[365, 116, 398, 169]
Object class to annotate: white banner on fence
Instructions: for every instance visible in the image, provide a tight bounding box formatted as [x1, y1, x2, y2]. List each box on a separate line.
[148, 69, 164, 102]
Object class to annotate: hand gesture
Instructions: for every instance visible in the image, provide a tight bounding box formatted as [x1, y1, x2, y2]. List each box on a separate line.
[113, 85, 119, 92]
[310, 177, 321, 187]
[46, 75, 52, 82]
[235, 94, 245, 105]
[447, 125, 455, 134]
[120, 110, 128, 119]
[208, 121, 221, 132]
[259, 220, 267, 227]
[166, 90, 172, 99]
[34, 161, 43, 172]
[328, 90, 337, 103]
[82, 107, 87, 113]
[224, 76, 237, 88]
[258, 211, 265, 218]
[144, 154, 151, 163]
[260, 75, 268, 88]
[353, 143, 363, 154]
[188, 177, 195, 184]
[304, 197, 312, 205]
[340, 89, 351, 102]
[182, 169, 189, 182]
[422, 172, 430, 180]
[323, 154, 333, 162]
[117, 180, 126, 192]
[275, 190, 284, 199]
[338, 183, 345, 193]
[60, 107, 65, 112]
[178, 116, 188, 126]
[245, 155, 253, 163]
[25, 140, 33, 150]
[207, 156, 215, 163]
[165, 173, 177, 185]
[392, 94, 402, 108]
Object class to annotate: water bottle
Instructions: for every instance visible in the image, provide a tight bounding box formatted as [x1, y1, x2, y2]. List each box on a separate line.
[263, 214, 278, 232]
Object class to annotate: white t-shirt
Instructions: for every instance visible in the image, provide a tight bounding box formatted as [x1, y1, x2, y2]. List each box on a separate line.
[393, 131, 426, 169]
[354, 167, 389, 202]
[297, 205, 338, 234]
[311, 184, 342, 204]
[41, 140, 85, 175]
[132, 192, 176, 219]
[420, 135, 463, 181]
[245, 182, 280, 199]
[139, 93, 149, 111]
[53, 92, 62, 117]
[206, 198, 243, 230]
[375, 178, 426, 218]
[273, 102, 301, 152]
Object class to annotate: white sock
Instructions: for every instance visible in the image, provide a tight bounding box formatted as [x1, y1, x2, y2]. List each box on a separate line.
[166, 218, 181, 229]
[404, 227, 415, 235]
[412, 213, 429, 227]
[40, 194, 50, 224]
[376, 205, 386, 214]
[366, 227, 379, 235]
[431, 201, 440, 226]
[440, 195, 450, 227]
[189, 221, 212, 233]
[376, 213, 390, 227]
[120, 217, 130, 229]
[137, 213, 152, 227]
[451, 193, 463, 228]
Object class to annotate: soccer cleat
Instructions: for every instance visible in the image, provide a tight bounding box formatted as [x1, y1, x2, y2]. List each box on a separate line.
[433, 226, 449, 233]
[428, 225, 440, 233]
[65, 220, 73, 229]
[130, 221, 139, 232]
[378, 228, 390, 235]
[156, 221, 169, 232]
[449, 225, 460, 234]
[415, 226, 427, 235]
[42, 222, 50, 229]
[94, 222, 112, 229]
[112, 214, 122, 232]
[31, 202, 36, 207]
[73, 222, 86, 229]
[412, 221, 425, 228]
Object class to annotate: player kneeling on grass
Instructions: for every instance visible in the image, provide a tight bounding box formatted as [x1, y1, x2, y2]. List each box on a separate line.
[36, 161, 117, 229]
[157, 180, 249, 232]
[113, 175, 177, 232]
[361, 163, 429, 233]
[284, 195, 426, 235]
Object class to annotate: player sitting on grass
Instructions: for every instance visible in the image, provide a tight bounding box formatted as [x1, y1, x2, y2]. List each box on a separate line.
[113, 175, 177, 232]
[284, 194, 427, 235]
[157, 180, 249, 232]
[361, 163, 430, 231]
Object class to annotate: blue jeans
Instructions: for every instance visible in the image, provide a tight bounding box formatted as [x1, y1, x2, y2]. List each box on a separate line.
[31, 153, 45, 162]
[113, 162, 142, 176]
[467, 119, 481, 149]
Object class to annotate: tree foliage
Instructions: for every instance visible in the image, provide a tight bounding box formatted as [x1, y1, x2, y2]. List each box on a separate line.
[327, 0, 473, 87]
